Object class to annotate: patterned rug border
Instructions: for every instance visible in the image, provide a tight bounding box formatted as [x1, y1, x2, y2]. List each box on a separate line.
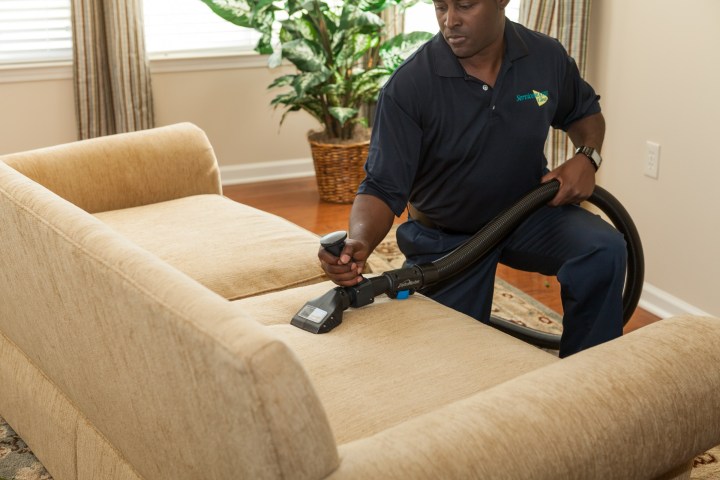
[493, 276, 562, 324]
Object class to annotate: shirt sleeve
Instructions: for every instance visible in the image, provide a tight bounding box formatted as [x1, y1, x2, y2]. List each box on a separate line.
[357, 88, 424, 217]
[551, 51, 601, 131]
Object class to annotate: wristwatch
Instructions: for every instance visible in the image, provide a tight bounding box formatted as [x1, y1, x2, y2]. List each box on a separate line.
[575, 146, 602, 171]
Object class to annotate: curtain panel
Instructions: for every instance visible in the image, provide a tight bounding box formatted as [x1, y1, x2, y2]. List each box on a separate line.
[519, 0, 592, 169]
[71, 0, 154, 139]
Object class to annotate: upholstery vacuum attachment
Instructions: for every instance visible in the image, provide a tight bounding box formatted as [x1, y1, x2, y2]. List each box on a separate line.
[291, 179, 644, 350]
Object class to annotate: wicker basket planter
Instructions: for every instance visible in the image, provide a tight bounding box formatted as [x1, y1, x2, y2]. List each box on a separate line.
[308, 131, 370, 204]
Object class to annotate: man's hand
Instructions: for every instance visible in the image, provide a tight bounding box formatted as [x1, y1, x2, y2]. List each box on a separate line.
[318, 237, 370, 286]
[541, 153, 596, 206]
[317, 193, 395, 287]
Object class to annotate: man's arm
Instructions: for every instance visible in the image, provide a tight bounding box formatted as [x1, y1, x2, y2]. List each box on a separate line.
[542, 112, 606, 206]
[318, 193, 395, 286]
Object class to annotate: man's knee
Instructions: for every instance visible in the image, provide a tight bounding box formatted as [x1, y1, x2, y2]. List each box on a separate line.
[559, 226, 627, 286]
[594, 227, 628, 273]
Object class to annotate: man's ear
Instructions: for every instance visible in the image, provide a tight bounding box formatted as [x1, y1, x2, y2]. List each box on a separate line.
[498, 0, 511, 9]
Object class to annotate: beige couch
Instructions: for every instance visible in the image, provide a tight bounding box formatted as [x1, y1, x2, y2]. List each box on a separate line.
[1, 123, 718, 480]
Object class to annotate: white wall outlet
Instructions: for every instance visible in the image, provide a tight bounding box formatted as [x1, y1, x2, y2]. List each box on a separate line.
[644, 141, 661, 179]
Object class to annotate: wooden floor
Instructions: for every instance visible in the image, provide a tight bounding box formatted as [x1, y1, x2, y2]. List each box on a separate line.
[224, 177, 660, 334]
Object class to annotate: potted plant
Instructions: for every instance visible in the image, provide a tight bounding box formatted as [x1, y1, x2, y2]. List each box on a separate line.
[199, 0, 432, 202]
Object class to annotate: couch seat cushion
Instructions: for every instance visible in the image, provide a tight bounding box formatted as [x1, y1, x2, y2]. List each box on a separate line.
[235, 281, 559, 444]
[94, 194, 325, 300]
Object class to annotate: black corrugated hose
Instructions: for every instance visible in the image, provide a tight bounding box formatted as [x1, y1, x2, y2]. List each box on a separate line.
[417, 179, 644, 349]
[295, 180, 643, 349]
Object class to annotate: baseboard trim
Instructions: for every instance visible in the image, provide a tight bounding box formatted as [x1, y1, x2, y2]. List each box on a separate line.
[220, 158, 315, 186]
[639, 282, 711, 319]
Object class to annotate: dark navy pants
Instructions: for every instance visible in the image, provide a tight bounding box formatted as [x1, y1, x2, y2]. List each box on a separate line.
[396, 204, 627, 357]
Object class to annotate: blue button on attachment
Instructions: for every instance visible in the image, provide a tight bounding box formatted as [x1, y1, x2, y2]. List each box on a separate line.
[396, 290, 410, 300]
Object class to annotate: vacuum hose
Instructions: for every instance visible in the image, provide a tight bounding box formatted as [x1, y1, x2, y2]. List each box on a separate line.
[291, 179, 644, 350]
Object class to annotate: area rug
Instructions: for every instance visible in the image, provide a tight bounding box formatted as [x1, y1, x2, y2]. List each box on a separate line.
[0, 419, 51, 480]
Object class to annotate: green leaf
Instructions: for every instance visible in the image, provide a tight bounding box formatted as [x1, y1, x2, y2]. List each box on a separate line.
[329, 107, 359, 126]
[198, 0, 253, 28]
[268, 74, 295, 89]
[340, 4, 384, 34]
[282, 39, 326, 72]
[200, 0, 432, 140]
[268, 49, 283, 68]
[292, 69, 332, 95]
[255, 30, 274, 55]
[350, 68, 392, 99]
[379, 31, 434, 70]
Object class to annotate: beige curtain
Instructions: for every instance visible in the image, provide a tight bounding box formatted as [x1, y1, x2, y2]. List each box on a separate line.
[519, 0, 592, 168]
[71, 0, 154, 139]
[363, 6, 404, 129]
[381, 6, 404, 39]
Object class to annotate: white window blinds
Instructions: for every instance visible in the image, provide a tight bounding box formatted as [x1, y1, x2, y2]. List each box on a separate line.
[0, 0, 261, 66]
[0, 0, 73, 65]
[143, 0, 260, 57]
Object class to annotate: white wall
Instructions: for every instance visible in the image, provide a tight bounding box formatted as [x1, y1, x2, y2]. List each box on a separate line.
[0, 58, 320, 178]
[151, 60, 320, 173]
[0, 74, 77, 153]
[587, 0, 720, 316]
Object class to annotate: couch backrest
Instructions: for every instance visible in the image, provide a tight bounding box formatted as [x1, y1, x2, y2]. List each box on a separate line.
[0, 160, 339, 479]
[0, 123, 222, 214]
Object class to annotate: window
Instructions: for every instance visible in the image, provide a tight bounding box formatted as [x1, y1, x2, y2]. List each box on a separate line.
[143, 0, 260, 58]
[404, 1, 521, 33]
[0, 0, 72, 65]
[0, 0, 260, 66]
[0, 0, 521, 67]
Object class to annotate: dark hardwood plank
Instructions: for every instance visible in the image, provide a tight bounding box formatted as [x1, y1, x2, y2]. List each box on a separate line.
[224, 177, 352, 234]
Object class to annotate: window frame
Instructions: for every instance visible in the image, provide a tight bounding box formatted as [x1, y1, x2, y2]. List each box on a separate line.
[0, 0, 522, 83]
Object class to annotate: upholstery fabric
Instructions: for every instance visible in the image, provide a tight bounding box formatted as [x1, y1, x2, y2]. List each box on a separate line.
[236, 281, 559, 444]
[0, 160, 339, 479]
[94, 194, 326, 300]
[0, 330, 80, 480]
[76, 419, 144, 480]
[2, 123, 220, 214]
[325, 315, 720, 480]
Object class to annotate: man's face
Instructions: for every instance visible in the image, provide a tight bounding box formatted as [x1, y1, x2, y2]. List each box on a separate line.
[433, 0, 507, 59]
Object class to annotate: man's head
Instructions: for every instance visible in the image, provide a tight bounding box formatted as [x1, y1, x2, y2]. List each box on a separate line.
[433, 0, 509, 60]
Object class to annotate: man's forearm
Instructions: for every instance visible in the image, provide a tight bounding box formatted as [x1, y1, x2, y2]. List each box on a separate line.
[567, 112, 606, 151]
[544, 112, 606, 205]
[349, 194, 396, 253]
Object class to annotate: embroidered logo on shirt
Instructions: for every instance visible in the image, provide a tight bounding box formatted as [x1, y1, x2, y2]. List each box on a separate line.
[516, 90, 549, 106]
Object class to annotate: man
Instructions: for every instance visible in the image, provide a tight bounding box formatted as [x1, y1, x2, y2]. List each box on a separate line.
[319, 0, 626, 357]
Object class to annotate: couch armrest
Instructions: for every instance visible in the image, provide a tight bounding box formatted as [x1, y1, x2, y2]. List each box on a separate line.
[0, 123, 221, 213]
[330, 315, 720, 480]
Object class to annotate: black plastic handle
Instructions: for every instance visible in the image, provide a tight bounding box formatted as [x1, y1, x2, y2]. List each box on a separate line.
[320, 230, 347, 257]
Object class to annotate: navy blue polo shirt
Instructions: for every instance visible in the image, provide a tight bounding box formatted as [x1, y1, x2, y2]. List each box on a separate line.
[358, 19, 601, 233]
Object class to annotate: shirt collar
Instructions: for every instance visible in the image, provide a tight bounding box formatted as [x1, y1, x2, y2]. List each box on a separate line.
[432, 18, 530, 78]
